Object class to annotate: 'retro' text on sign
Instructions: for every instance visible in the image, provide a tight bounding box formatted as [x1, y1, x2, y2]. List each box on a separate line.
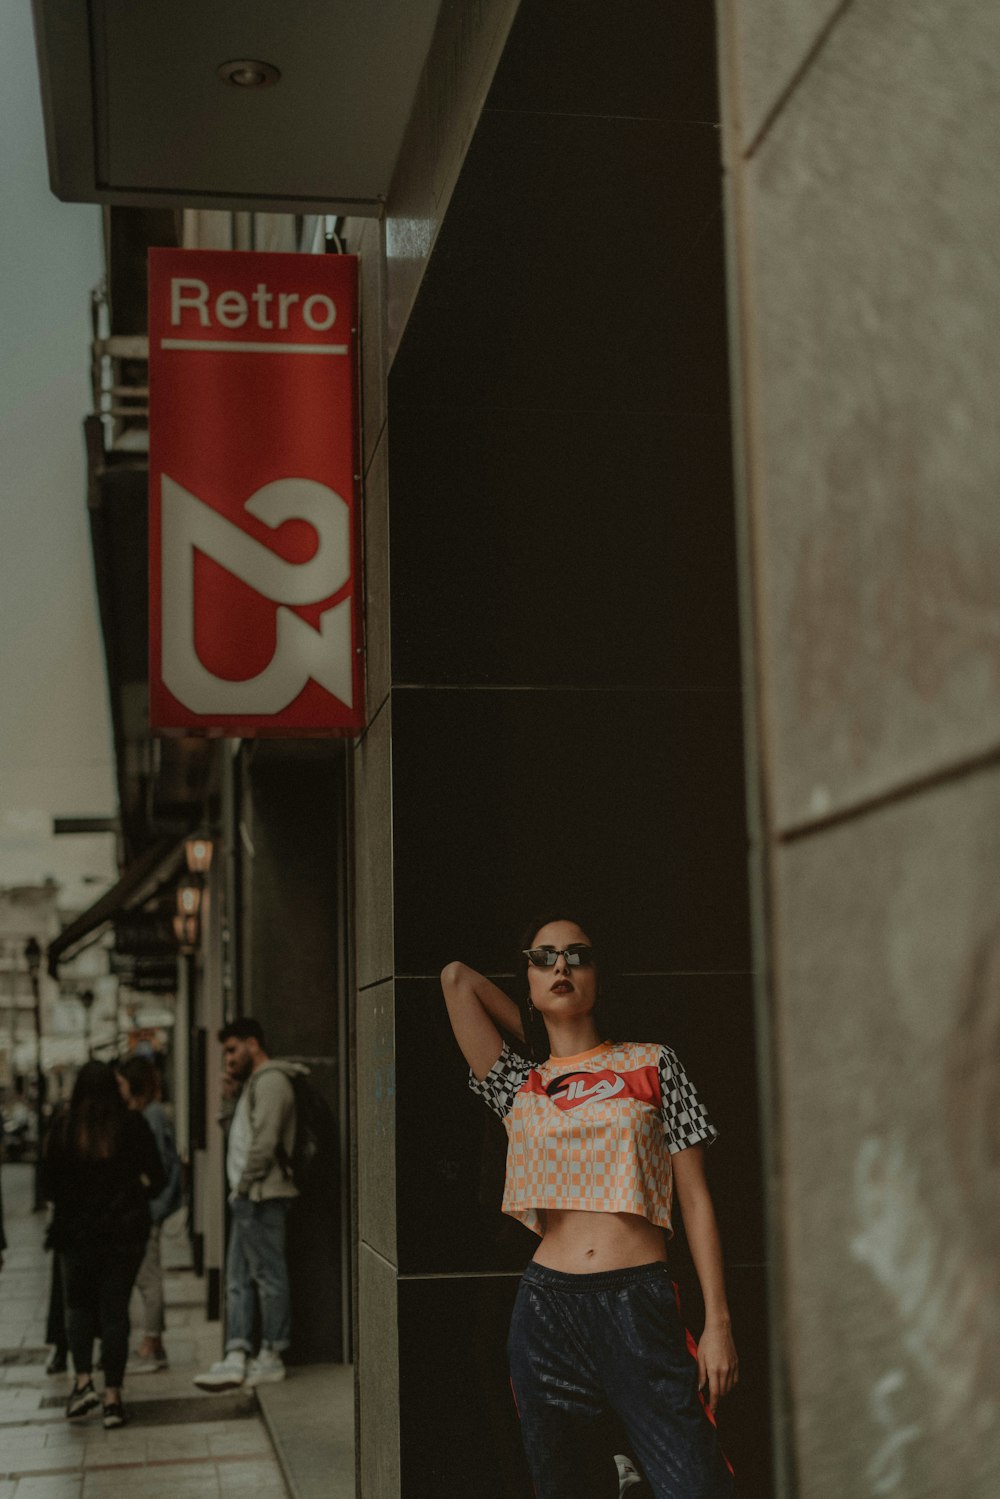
[148, 248, 364, 736]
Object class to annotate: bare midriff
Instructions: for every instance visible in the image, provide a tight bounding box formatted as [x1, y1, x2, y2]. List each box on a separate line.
[532, 1208, 668, 1274]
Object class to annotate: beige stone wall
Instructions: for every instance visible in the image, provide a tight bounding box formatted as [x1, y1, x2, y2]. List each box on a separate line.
[717, 2, 1000, 1494]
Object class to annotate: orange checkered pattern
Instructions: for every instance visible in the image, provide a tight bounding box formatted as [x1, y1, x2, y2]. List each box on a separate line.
[470, 1040, 717, 1238]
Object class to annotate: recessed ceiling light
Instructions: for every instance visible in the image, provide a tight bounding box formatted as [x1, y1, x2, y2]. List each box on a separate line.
[217, 59, 281, 89]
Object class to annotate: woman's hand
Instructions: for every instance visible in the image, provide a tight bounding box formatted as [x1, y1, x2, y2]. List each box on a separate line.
[672, 1145, 738, 1415]
[697, 1320, 739, 1415]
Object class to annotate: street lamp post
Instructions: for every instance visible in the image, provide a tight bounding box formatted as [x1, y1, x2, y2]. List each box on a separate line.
[23, 937, 45, 1210]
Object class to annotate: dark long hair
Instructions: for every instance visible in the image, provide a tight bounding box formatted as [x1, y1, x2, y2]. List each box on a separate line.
[66, 1060, 128, 1160]
[118, 1055, 160, 1107]
[516, 913, 615, 1062]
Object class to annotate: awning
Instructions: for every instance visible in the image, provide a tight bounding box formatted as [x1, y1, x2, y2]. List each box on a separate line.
[46, 836, 186, 976]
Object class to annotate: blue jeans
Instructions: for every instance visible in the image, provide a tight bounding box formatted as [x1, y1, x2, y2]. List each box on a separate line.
[225, 1197, 292, 1354]
[508, 1261, 735, 1499]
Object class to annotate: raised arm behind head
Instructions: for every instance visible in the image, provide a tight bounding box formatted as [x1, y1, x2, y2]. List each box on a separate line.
[440, 962, 524, 1080]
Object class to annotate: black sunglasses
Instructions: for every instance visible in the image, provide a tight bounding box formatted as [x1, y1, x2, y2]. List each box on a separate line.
[522, 944, 595, 968]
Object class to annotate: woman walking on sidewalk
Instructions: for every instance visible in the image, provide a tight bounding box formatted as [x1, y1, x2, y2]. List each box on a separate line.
[44, 1061, 165, 1429]
[117, 1055, 183, 1372]
[442, 915, 738, 1499]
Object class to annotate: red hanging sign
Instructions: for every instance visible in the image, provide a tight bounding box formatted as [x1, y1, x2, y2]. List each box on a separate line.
[148, 248, 364, 735]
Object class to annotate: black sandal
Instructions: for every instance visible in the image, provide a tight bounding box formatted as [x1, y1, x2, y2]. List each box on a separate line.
[66, 1381, 101, 1420]
[103, 1400, 128, 1429]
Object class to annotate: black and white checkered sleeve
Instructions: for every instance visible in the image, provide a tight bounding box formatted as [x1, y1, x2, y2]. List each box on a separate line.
[658, 1046, 718, 1154]
[468, 1043, 533, 1120]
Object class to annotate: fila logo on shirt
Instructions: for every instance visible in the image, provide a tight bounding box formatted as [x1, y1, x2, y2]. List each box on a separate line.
[528, 1063, 662, 1112]
[546, 1071, 626, 1109]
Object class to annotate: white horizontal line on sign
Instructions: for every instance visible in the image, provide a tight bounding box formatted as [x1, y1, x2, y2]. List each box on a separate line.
[160, 339, 348, 355]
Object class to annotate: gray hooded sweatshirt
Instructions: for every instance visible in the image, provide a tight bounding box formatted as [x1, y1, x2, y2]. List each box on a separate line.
[230, 1059, 308, 1202]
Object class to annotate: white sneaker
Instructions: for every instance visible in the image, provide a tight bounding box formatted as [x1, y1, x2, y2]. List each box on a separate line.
[193, 1350, 247, 1391]
[615, 1454, 643, 1494]
[244, 1349, 286, 1386]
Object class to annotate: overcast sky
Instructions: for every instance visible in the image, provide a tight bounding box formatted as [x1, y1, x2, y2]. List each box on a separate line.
[0, 3, 117, 912]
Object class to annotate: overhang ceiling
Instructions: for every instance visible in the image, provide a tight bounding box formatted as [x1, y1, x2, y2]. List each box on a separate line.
[32, 0, 445, 213]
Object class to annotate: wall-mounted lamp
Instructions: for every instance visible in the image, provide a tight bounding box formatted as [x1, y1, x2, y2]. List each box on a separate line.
[184, 836, 214, 875]
[177, 882, 202, 918]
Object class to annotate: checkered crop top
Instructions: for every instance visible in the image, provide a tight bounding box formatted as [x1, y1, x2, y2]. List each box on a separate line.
[469, 1039, 717, 1237]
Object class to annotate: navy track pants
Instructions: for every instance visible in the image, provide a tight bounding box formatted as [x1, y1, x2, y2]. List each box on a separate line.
[508, 1261, 735, 1499]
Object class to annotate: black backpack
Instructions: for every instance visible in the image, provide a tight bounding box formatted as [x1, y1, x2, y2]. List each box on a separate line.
[278, 1072, 338, 1196]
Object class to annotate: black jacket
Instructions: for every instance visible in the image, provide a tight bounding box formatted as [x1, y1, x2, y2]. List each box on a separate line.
[44, 1109, 166, 1252]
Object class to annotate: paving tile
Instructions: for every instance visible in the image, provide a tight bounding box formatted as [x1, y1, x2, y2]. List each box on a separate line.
[80, 1430, 149, 1464]
[41, 1421, 82, 1445]
[2, 1447, 83, 1474]
[83, 1470, 220, 1499]
[42, 1434, 85, 1453]
[166, 1338, 199, 1360]
[206, 1428, 273, 1458]
[10, 1478, 83, 1499]
[0, 1394, 46, 1420]
[215, 1460, 285, 1496]
[143, 1427, 212, 1462]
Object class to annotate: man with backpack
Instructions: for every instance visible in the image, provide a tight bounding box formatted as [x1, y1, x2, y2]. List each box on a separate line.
[194, 1018, 307, 1392]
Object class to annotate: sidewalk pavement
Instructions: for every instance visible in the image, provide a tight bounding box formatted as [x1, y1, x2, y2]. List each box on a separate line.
[0, 1160, 350, 1499]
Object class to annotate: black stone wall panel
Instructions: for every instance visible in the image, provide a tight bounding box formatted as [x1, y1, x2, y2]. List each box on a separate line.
[388, 686, 750, 979]
[397, 1273, 534, 1499]
[389, 112, 729, 418]
[486, 0, 720, 124]
[387, 407, 741, 691]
